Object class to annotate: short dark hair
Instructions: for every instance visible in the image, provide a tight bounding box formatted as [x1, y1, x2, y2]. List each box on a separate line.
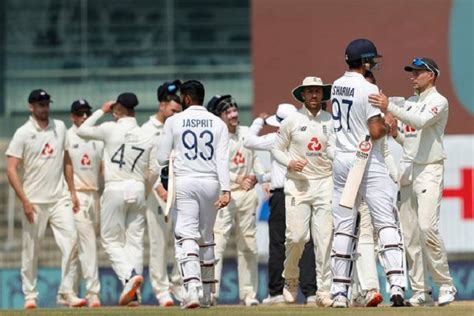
[180, 80, 205, 105]
[347, 59, 363, 69]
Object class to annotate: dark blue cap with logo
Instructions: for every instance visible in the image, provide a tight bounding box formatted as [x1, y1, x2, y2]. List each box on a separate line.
[28, 89, 53, 103]
[115, 92, 139, 109]
[345, 39, 382, 62]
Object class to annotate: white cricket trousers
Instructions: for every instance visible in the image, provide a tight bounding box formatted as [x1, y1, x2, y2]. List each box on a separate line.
[101, 182, 146, 285]
[331, 152, 405, 295]
[146, 195, 180, 296]
[352, 201, 379, 297]
[214, 189, 259, 301]
[282, 177, 333, 296]
[21, 195, 79, 300]
[399, 162, 454, 294]
[73, 191, 100, 298]
[172, 177, 220, 288]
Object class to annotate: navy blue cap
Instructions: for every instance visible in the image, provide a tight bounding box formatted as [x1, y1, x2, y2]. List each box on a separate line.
[70, 99, 92, 113]
[28, 89, 52, 104]
[115, 92, 139, 109]
[404, 58, 440, 76]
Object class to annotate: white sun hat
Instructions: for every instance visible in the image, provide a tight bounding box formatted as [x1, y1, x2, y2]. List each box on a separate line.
[292, 76, 332, 103]
[265, 103, 297, 127]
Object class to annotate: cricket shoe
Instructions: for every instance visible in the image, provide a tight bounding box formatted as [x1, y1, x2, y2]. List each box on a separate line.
[244, 296, 259, 306]
[407, 291, 434, 307]
[282, 278, 298, 303]
[332, 292, 349, 308]
[170, 283, 186, 302]
[262, 294, 285, 305]
[438, 286, 456, 306]
[181, 284, 202, 309]
[24, 298, 37, 309]
[57, 293, 87, 308]
[88, 294, 101, 308]
[315, 293, 334, 307]
[119, 273, 144, 306]
[157, 291, 174, 307]
[390, 286, 406, 307]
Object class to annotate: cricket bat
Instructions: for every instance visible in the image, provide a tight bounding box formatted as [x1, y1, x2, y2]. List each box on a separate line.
[163, 151, 176, 222]
[339, 135, 372, 209]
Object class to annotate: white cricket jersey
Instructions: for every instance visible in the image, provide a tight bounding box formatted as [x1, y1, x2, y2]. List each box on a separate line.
[6, 117, 67, 203]
[227, 125, 265, 191]
[141, 115, 164, 177]
[77, 110, 153, 185]
[157, 105, 230, 192]
[244, 117, 285, 189]
[331, 71, 382, 155]
[65, 126, 104, 191]
[272, 107, 334, 180]
[389, 86, 448, 164]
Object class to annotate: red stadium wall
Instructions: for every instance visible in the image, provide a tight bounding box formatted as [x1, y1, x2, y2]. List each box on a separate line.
[251, 0, 474, 134]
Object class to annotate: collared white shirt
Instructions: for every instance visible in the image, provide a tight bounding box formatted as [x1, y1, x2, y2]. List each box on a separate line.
[6, 116, 68, 203]
[66, 125, 104, 191]
[272, 107, 334, 180]
[157, 105, 230, 191]
[389, 86, 448, 164]
[77, 110, 153, 184]
[331, 71, 382, 155]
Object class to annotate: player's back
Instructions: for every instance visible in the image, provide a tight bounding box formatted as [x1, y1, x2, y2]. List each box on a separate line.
[167, 105, 228, 179]
[331, 71, 381, 153]
[102, 117, 152, 184]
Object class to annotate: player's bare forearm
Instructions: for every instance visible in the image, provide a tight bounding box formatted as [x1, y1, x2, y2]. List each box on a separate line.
[6, 157, 35, 223]
[64, 152, 80, 213]
[6, 158, 29, 205]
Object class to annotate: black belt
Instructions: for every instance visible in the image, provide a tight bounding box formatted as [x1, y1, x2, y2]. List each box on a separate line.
[270, 188, 283, 193]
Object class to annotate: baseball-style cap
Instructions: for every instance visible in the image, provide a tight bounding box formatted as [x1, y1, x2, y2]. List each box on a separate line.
[292, 77, 332, 102]
[70, 99, 92, 113]
[404, 57, 440, 77]
[345, 38, 382, 62]
[115, 92, 139, 109]
[28, 89, 53, 104]
[266, 103, 297, 127]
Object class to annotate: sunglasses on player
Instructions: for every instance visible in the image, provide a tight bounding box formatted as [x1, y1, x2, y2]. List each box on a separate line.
[413, 58, 439, 76]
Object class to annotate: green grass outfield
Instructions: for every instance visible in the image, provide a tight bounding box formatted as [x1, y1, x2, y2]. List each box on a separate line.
[1, 302, 473, 316]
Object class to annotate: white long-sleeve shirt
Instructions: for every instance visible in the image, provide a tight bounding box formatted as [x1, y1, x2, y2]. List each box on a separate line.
[142, 115, 164, 177]
[76, 110, 153, 185]
[244, 117, 285, 189]
[157, 105, 230, 192]
[272, 107, 334, 180]
[388, 86, 448, 164]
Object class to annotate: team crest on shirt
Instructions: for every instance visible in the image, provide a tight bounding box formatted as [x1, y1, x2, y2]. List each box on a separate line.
[430, 106, 439, 115]
[41, 143, 54, 157]
[232, 151, 246, 166]
[81, 153, 92, 167]
[300, 126, 307, 131]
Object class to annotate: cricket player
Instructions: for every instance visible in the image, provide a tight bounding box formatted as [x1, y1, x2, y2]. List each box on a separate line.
[351, 71, 400, 308]
[207, 95, 264, 306]
[66, 99, 103, 308]
[369, 57, 456, 306]
[143, 80, 184, 306]
[157, 80, 231, 309]
[77, 92, 153, 306]
[271, 77, 335, 307]
[6, 89, 87, 309]
[330, 39, 406, 308]
[244, 104, 321, 305]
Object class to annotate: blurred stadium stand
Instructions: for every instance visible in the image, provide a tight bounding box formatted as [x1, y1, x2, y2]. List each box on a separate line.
[0, 0, 249, 268]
